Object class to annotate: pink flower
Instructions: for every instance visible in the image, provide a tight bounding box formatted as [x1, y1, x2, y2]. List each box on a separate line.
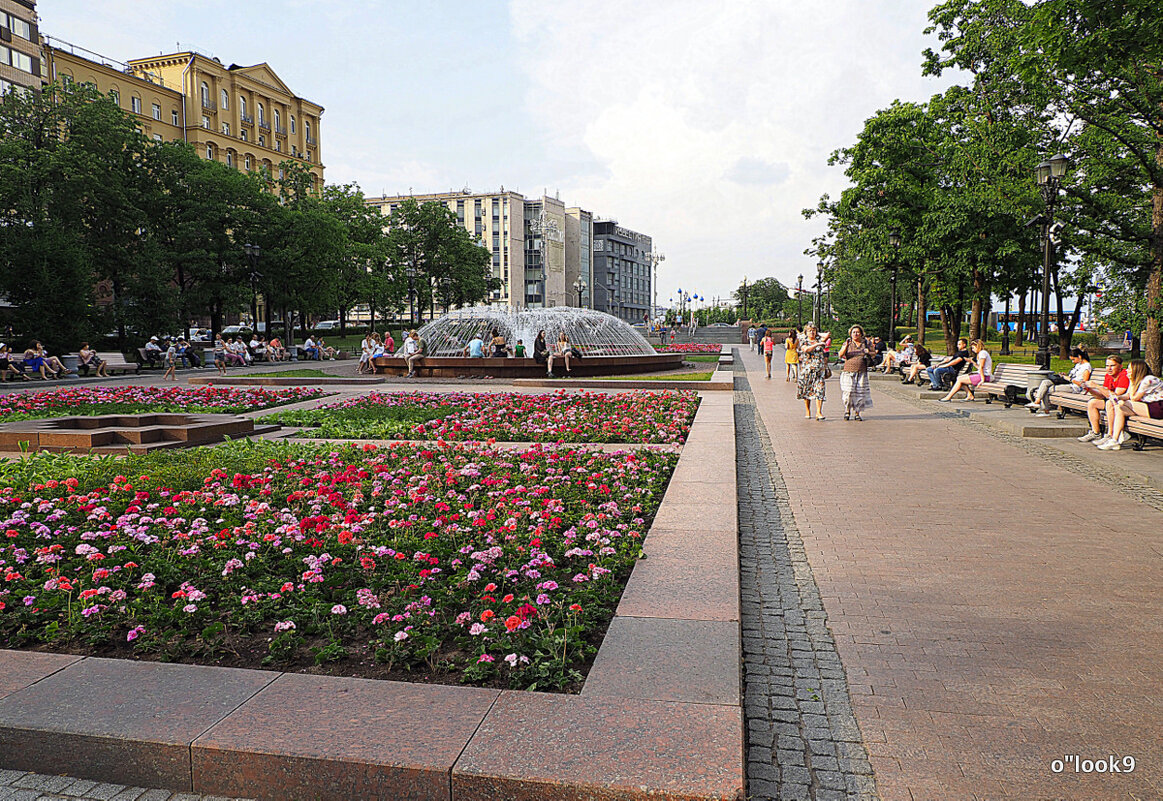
[330, 604, 347, 615]
[182, 604, 198, 613]
[274, 620, 296, 633]
[477, 653, 494, 663]
[469, 622, 488, 636]
[394, 630, 408, 642]
[126, 625, 145, 641]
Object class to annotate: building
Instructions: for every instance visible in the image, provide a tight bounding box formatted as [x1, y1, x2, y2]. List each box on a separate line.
[127, 51, 323, 189]
[43, 39, 185, 145]
[368, 189, 584, 310]
[593, 220, 653, 323]
[0, 0, 42, 95]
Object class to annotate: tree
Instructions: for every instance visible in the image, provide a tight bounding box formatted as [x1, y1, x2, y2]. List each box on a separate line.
[731, 277, 790, 323]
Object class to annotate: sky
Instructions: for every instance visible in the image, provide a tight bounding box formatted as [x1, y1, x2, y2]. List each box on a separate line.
[40, 0, 962, 308]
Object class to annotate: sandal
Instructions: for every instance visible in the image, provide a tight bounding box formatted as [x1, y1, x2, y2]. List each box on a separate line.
[816, 415, 826, 421]
[843, 412, 850, 421]
[854, 413, 862, 421]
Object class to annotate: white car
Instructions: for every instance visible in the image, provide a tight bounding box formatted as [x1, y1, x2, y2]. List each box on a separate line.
[314, 320, 342, 332]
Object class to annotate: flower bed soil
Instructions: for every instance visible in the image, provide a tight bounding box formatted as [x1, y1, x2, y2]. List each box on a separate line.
[0, 439, 677, 692]
[0, 386, 326, 421]
[262, 389, 700, 444]
[655, 343, 724, 354]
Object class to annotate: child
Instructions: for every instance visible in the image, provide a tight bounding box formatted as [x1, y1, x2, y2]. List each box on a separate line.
[163, 340, 178, 381]
[514, 339, 526, 358]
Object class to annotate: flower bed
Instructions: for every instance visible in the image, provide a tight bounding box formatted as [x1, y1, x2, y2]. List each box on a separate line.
[0, 386, 325, 421]
[264, 389, 699, 444]
[656, 343, 724, 354]
[0, 440, 677, 691]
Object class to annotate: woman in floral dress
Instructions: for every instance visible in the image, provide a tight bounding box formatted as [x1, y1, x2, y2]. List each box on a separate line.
[796, 323, 829, 420]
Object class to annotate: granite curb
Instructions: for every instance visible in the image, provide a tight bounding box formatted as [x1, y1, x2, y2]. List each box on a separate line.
[0, 391, 743, 800]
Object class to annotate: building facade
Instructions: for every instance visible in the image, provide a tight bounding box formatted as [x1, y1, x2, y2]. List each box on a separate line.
[593, 220, 653, 323]
[128, 52, 323, 189]
[0, 0, 41, 96]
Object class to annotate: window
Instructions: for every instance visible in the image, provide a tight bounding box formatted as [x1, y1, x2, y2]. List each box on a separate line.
[206, 144, 214, 160]
[200, 81, 210, 107]
[5, 14, 32, 40]
[304, 119, 312, 142]
[258, 135, 265, 147]
[244, 155, 251, 170]
[257, 102, 265, 125]
[220, 89, 228, 110]
[306, 151, 312, 162]
[110, 90, 120, 107]
[172, 110, 179, 125]
[274, 109, 280, 129]
[225, 152, 233, 167]
[152, 103, 161, 121]
[290, 115, 296, 134]
[153, 133, 163, 142]
[240, 129, 247, 142]
[131, 96, 142, 114]
[275, 140, 281, 152]
[278, 167, 284, 180]
[202, 115, 210, 129]
[239, 96, 247, 117]
[8, 48, 33, 73]
[221, 122, 230, 136]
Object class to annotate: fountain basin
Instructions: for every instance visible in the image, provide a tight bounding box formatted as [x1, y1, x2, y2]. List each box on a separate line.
[0, 414, 280, 454]
[372, 353, 684, 378]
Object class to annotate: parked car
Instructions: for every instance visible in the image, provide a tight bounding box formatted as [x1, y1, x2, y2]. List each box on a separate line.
[709, 322, 735, 328]
[314, 320, 342, 332]
[220, 325, 253, 338]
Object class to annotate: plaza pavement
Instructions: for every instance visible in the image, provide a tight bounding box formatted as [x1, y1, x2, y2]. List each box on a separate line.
[743, 346, 1163, 800]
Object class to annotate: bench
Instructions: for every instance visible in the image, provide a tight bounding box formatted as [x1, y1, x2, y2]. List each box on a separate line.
[80, 351, 138, 376]
[980, 363, 1044, 408]
[136, 347, 163, 369]
[917, 356, 963, 389]
[1048, 368, 1108, 418]
[1126, 416, 1163, 451]
[1050, 369, 1163, 450]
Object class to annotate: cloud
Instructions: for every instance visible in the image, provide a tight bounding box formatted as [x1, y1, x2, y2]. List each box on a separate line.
[507, 0, 960, 300]
[725, 158, 791, 186]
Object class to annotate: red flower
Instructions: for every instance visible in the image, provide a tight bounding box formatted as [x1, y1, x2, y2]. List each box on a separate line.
[505, 615, 521, 631]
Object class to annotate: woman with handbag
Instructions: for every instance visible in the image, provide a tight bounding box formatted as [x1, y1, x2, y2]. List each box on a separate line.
[837, 325, 874, 421]
[796, 323, 828, 420]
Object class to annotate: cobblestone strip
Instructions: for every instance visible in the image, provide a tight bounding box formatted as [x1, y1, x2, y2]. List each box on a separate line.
[876, 381, 1163, 512]
[734, 368, 877, 801]
[0, 769, 249, 801]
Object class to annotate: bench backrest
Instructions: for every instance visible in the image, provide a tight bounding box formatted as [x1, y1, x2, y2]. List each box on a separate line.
[990, 363, 1041, 383]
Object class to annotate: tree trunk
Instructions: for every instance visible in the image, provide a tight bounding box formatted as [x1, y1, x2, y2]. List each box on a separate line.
[969, 269, 983, 343]
[299, 308, 309, 342]
[339, 308, 347, 339]
[369, 298, 377, 334]
[941, 307, 956, 354]
[1016, 291, 1026, 347]
[1147, 171, 1163, 374]
[916, 277, 926, 347]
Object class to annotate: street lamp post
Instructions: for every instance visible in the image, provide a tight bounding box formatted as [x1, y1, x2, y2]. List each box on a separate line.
[572, 278, 588, 307]
[1034, 153, 1069, 371]
[1000, 293, 1012, 355]
[814, 261, 823, 327]
[888, 230, 901, 347]
[648, 252, 664, 319]
[243, 243, 262, 336]
[740, 277, 748, 321]
[797, 274, 803, 329]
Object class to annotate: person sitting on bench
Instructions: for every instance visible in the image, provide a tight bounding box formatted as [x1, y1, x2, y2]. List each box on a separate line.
[1096, 359, 1163, 451]
[1078, 354, 1130, 443]
[929, 339, 970, 390]
[1027, 347, 1091, 416]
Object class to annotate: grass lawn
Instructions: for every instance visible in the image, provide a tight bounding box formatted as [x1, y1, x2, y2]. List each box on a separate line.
[683, 355, 721, 363]
[263, 369, 332, 378]
[606, 371, 714, 381]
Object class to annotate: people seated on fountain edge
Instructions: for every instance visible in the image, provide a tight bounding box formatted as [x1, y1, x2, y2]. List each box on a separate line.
[514, 339, 526, 358]
[464, 333, 485, 358]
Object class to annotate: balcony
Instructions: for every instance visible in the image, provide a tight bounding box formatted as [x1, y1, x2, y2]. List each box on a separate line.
[258, 118, 270, 131]
[274, 124, 287, 136]
[200, 99, 215, 112]
[306, 135, 316, 146]
[240, 113, 253, 125]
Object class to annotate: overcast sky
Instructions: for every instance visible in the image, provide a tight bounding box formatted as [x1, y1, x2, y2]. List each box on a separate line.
[42, 0, 960, 306]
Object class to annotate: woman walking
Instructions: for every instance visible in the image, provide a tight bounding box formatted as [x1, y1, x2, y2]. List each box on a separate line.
[784, 327, 799, 382]
[796, 323, 828, 420]
[837, 325, 874, 421]
[762, 329, 776, 379]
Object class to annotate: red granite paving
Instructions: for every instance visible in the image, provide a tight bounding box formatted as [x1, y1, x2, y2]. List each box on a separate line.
[745, 349, 1163, 800]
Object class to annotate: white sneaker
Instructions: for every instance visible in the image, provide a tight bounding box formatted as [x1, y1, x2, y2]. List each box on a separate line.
[1034, 411, 1051, 417]
[1025, 401, 1040, 409]
[1097, 439, 1122, 451]
[1077, 431, 1101, 442]
[1118, 431, 1132, 445]
[1094, 436, 1111, 447]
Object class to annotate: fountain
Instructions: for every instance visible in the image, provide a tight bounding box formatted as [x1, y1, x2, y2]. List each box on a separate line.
[374, 306, 685, 378]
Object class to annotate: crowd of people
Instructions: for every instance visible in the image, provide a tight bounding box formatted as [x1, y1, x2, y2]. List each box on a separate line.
[755, 323, 1163, 453]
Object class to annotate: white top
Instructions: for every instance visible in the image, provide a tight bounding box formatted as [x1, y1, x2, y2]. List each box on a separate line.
[1066, 361, 1092, 392]
[977, 350, 992, 376]
[403, 338, 419, 355]
[1135, 374, 1163, 402]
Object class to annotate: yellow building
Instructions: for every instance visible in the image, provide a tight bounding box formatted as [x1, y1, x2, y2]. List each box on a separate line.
[128, 52, 323, 190]
[43, 39, 185, 144]
[0, 0, 42, 95]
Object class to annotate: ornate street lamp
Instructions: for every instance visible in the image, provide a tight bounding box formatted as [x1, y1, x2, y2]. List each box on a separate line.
[243, 243, 262, 336]
[797, 274, 804, 329]
[1034, 153, 1069, 371]
[814, 261, 824, 327]
[888, 230, 901, 347]
[572, 278, 588, 307]
[648, 251, 664, 318]
[405, 264, 417, 328]
[740, 277, 748, 321]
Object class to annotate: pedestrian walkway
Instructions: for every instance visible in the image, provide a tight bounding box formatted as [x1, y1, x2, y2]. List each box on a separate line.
[742, 348, 1163, 800]
[0, 769, 248, 801]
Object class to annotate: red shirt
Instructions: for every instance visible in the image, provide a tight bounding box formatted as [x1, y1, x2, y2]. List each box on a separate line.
[1104, 370, 1130, 393]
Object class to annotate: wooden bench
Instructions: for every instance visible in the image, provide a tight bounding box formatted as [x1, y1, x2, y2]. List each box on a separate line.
[917, 356, 961, 388]
[1126, 416, 1163, 451]
[79, 351, 138, 376]
[980, 363, 1044, 408]
[136, 347, 163, 369]
[1049, 369, 1163, 450]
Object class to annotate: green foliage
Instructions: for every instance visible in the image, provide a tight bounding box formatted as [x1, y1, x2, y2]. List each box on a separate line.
[734, 277, 790, 322]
